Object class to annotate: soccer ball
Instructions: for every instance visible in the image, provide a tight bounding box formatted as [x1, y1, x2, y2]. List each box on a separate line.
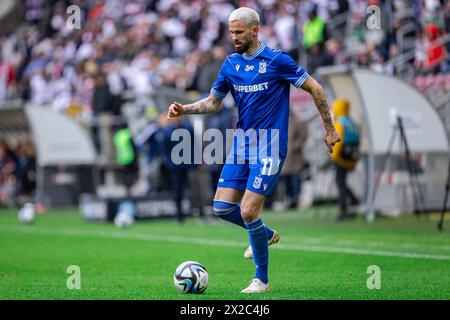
[173, 261, 208, 294]
[114, 201, 135, 228]
[114, 211, 134, 228]
[18, 203, 35, 224]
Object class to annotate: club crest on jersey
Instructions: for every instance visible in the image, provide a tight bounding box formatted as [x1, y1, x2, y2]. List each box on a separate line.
[253, 176, 262, 189]
[258, 62, 267, 74]
[235, 64, 240, 72]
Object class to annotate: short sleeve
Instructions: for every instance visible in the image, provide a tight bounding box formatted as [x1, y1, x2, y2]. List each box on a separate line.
[277, 52, 309, 88]
[210, 62, 229, 100]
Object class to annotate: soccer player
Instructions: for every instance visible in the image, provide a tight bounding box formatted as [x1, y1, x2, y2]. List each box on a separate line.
[167, 7, 340, 293]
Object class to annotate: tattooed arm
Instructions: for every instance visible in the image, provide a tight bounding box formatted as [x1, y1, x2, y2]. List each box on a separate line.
[301, 76, 340, 153]
[167, 94, 222, 119]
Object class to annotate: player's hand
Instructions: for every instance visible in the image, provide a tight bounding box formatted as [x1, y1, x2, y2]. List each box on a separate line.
[167, 101, 185, 119]
[325, 129, 340, 153]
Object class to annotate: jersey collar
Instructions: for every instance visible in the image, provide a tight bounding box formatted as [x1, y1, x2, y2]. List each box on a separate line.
[242, 42, 265, 60]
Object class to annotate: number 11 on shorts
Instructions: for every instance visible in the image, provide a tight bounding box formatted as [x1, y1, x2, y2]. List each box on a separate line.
[260, 157, 281, 176]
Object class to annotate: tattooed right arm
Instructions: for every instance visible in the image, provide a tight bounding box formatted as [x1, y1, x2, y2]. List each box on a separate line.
[183, 95, 223, 115]
[167, 94, 222, 119]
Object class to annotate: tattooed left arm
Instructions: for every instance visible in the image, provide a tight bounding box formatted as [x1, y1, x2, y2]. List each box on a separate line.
[301, 76, 334, 131]
[301, 76, 340, 152]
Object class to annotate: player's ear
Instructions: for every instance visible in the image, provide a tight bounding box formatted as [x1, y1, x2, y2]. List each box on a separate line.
[251, 24, 259, 36]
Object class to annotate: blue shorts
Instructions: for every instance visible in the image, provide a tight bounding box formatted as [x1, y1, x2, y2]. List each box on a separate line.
[217, 157, 285, 196]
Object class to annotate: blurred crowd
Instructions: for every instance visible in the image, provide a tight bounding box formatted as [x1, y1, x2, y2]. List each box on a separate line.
[0, 0, 449, 208]
[0, 0, 448, 117]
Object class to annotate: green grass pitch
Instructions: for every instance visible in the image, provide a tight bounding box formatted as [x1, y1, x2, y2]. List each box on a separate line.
[0, 206, 449, 300]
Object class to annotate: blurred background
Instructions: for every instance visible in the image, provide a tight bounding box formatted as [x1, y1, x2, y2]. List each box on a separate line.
[0, 0, 449, 222]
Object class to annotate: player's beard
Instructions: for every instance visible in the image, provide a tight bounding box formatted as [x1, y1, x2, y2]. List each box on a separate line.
[234, 41, 250, 54]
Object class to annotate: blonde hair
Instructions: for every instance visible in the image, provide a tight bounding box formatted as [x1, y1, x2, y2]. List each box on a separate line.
[228, 7, 260, 27]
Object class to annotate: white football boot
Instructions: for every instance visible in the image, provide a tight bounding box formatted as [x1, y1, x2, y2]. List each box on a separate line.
[240, 278, 269, 293]
[244, 230, 280, 259]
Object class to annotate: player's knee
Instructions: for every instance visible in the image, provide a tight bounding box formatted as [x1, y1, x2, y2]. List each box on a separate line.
[212, 199, 239, 217]
[240, 203, 260, 223]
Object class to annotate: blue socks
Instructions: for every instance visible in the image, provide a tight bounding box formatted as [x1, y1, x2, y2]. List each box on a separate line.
[245, 218, 269, 284]
[213, 200, 274, 240]
[213, 200, 271, 284]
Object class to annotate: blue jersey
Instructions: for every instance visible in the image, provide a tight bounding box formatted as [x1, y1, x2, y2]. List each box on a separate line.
[211, 43, 309, 160]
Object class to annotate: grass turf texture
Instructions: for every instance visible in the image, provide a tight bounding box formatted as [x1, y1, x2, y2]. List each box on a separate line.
[0, 207, 449, 300]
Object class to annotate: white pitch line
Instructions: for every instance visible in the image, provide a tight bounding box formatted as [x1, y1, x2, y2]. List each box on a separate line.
[1, 224, 450, 261]
[280, 236, 450, 251]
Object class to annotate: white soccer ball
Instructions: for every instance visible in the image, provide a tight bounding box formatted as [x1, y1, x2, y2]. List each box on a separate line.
[114, 211, 134, 228]
[174, 261, 208, 294]
[18, 203, 35, 224]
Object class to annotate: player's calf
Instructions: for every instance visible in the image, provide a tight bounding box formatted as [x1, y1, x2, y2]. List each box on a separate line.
[213, 199, 246, 228]
[212, 200, 275, 240]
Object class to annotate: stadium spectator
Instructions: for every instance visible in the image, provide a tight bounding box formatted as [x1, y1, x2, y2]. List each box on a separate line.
[0, 140, 37, 206]
[328, 0, 350, 20]
[279, 110, 309, 209]
[0, 56, 16, 104]
[273, 2, 298, 57]
[307, 41, 336, 74]
[14, 140, 36, 198]
[113, 124, 139, 198]
[0, 140, 17, 164]
[423, 23, 448, 74]
[204, 102, 235, 195]
[157, 114, 196, 224]
[91, 72, 114, 153]
[303, 5, 329, 73]
[193, 46, 227, 96]
[0, 140, 17, 205]
[330, 99, 361, 221]
[303, 5, 328, 65]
